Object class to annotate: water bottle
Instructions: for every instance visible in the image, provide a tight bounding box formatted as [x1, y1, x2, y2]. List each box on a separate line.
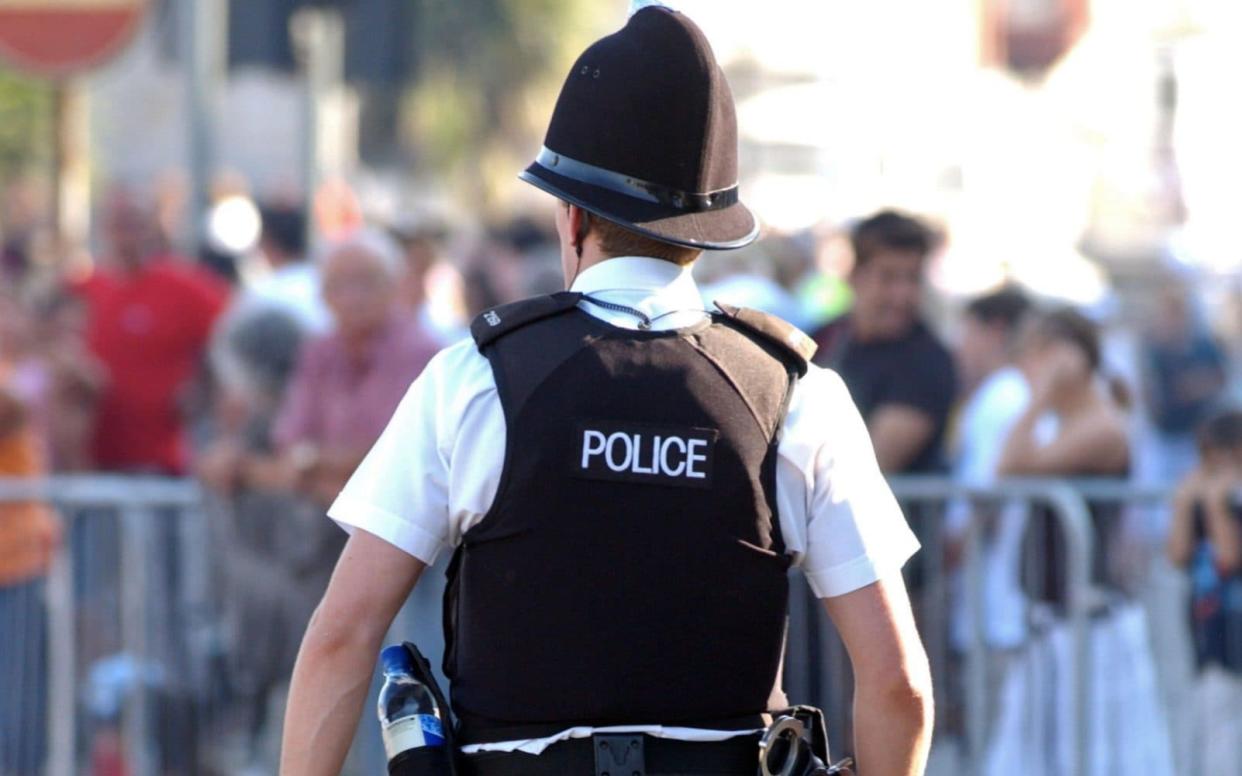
[377, 644, 449, 774]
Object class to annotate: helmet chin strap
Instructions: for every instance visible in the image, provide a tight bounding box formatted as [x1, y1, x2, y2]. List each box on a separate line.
[567, 209, 591, 290]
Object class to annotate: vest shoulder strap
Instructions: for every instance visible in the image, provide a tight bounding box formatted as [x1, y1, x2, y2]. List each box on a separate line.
[712, 301, 817, 376]
[471, 291, 582, 348]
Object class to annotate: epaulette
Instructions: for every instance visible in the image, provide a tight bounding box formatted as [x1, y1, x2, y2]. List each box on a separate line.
[713, 301, 817, 376]
[471, 291, 583, 348]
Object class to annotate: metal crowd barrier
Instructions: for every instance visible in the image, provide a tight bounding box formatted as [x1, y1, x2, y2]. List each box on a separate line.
[1, 475, 1195, 776]
[897, 477, 1097, 776]
[0, 476, 206, 776]
[784, 476, 1185, 776]
[2, 475, 382, 776]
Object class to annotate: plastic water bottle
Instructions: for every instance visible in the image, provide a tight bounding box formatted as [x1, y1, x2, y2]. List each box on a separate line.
[377, 645, 447, 774]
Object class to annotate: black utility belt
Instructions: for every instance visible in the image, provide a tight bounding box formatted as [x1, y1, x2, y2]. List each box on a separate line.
[459, 733, 761, 776]
[390, 641, 851, 776]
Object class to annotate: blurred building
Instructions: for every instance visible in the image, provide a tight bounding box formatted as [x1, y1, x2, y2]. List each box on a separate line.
[680, 0, 1242, 306]
[92, 0, 418, 195]
[25, 0, 1242, 309]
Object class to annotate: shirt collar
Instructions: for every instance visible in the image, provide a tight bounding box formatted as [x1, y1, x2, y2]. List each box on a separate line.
[569, 256, 700, 304]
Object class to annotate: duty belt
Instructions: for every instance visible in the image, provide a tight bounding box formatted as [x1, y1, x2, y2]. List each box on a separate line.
[459, 733, 761, 776]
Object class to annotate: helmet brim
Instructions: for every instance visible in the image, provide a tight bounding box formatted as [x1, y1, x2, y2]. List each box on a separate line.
[520, 162, 760, 251]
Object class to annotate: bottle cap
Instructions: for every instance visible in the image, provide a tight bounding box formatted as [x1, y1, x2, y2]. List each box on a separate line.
[380, 644, 415, 676]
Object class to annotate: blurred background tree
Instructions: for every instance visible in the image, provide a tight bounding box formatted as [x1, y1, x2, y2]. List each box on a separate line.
[401, 0, 604, 209]
[0, 72, 53, 182]
[224, 0, 606, 213]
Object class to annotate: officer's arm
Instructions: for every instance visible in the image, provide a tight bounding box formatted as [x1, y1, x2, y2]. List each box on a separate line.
[821, 573, 933, 776]
[280, 529, 426, 776]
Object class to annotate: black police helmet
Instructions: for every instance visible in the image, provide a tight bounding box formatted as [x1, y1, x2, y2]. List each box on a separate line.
[520, 5, 759, 251]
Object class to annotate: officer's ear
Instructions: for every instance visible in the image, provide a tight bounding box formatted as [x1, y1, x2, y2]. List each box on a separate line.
[574, 210, 592, 259]
[563, 203, 592, 259]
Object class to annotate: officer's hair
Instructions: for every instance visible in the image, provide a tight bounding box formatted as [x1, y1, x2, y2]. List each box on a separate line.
[851, 209, 935, 267]
[317, 226, 405, 278]
[590, 214, 702, 266]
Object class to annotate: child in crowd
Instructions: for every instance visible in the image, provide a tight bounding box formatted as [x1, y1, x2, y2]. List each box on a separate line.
[1167, 409, 1242, 773]
[0, 291, 59, 583]
[0, 291, 61, 774]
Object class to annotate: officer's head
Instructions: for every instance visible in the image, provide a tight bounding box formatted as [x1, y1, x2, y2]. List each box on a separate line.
[848, 210, 936, 342]
[320, 228, 403, 342]
[523, 4, 757, 281]
[554, 202, 702, 282]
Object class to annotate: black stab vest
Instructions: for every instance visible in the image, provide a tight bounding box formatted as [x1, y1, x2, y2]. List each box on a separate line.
[446, 292, 811, 745]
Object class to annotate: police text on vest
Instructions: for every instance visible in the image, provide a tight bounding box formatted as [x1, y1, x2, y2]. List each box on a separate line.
[573, 422, 717, 488]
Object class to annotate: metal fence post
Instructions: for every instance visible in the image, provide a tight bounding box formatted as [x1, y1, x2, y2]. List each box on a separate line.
[920, 500, 950, 737]
[44, 516, 76, 776]
[963, 498, 987, 776]
[120, 503, 156, 776]
[890, 477, 1099, 776]
[1042, 482, 1095, 776]
[176, 499, 212, 703]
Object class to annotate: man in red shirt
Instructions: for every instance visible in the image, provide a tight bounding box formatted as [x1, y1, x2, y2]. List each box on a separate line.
[74, 189, 230, 474]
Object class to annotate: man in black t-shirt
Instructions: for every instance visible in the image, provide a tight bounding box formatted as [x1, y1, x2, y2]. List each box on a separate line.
[813, 210, 955, 474]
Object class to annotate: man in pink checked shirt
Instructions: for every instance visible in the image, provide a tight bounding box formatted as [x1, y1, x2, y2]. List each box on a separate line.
[206, 228, 438, 508]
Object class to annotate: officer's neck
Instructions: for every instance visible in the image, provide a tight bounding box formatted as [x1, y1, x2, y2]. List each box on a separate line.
[562, 242, 693, 291]
[562, 239, 610, 289]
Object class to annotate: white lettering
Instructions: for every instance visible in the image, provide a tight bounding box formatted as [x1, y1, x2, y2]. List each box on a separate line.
[686, 439, 708, 479]
[605, 432, 634, 471]
[581, 427, 711, 481]
[581, 430, 607, 469]
[661, 437, 687, 477]
[632, 434, 657, 474]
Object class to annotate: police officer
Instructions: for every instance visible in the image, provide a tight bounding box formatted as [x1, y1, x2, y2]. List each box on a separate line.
[281, 5, 932, 775]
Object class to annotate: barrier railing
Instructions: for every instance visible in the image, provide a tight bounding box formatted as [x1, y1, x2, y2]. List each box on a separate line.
[897, 477, 1097, 776]
[1, 474, 1190, 776]
[784, 476, 1182, 776]
[0, 477, 205, 776]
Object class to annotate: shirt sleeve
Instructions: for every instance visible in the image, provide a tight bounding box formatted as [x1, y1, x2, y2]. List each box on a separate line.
[326, 338, 502, 565]
[776, 365, 920, 598]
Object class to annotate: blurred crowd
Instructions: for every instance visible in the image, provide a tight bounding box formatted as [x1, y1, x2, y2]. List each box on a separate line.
[2, 181, 1242, 772]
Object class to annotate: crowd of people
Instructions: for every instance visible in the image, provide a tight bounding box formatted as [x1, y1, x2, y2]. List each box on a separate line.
[809, 211, 1241, 770]
[0, 179, 595, 771]
[1, 183, 1241, 771]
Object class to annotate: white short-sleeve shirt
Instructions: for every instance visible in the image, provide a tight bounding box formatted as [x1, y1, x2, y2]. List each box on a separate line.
[327, 256, 919, 753]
